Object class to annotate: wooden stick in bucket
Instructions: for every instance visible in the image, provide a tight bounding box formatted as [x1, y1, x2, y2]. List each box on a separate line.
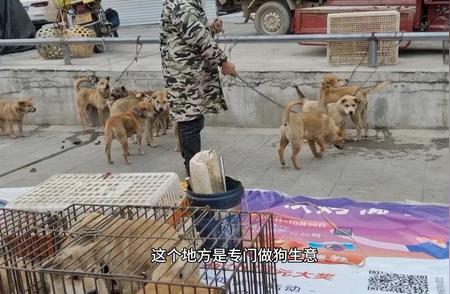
[220, 155, 227, 192]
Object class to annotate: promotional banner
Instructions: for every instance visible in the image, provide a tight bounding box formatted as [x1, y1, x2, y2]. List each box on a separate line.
[240, 189, 449, 294]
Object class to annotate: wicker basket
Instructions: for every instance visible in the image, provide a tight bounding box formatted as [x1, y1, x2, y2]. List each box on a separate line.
[64, 26, 96, 58]
[53, 0, 84, 10]
[35, 24, 64, 60]
[327, 11, 400, 66]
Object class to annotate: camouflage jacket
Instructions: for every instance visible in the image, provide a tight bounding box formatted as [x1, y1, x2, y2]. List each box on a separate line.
[160, 0, 228, 122]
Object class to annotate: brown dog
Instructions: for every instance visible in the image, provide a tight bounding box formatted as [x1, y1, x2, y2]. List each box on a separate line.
[104, 101, 153, 164]
[109, 92, 148, 116]
[0, 97, 36, 138]
[154, 110, 170, 137]
[74, 76, 111, 129]
[109, 90, 169, 148]
[110, 86, 154, 104]
[327, 95, 360, 134]
[109, 91, 149, 136]
[144, 91, 170, 148]
[320, 80, 391, 140]
[292, 73, 349, 113]
[293, 86, 324, 113]
[322, 73, 349, 89]
[279, 101, 345, 170]
[110, 85, 129, 101]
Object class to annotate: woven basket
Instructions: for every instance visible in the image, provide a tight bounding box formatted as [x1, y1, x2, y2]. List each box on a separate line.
[53, 0, 79, 10]
[35, 24, 64, 60]
[65, 26, 96, 58]
[327, 11, 400, 66]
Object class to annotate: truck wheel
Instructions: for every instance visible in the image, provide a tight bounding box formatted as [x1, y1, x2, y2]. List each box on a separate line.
[255, 1, 292, 35]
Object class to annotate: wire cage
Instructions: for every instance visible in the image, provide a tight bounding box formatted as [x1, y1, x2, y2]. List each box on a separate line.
[0, 204, 277, 294]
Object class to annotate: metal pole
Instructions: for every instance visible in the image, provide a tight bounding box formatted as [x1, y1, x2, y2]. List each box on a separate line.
[443, 40, 448, 64]
[62, 44, 71, 65]
[0, 32, 447, 47]
[368, 33, 378, 68]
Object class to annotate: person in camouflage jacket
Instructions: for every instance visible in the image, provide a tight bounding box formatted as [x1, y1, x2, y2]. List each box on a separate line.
[160, 0, 237, 176]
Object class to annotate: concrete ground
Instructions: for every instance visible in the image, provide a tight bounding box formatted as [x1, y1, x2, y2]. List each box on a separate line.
[0, 14, 447, 73]
[0, 125, 447, 203]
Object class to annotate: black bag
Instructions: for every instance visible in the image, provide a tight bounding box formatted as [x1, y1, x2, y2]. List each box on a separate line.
[0, 0, 36, 55]
[105, 8, 120, 29]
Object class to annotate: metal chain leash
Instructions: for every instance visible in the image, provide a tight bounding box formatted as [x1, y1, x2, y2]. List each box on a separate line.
[220, 30, 288, 110]
[365, 33, 403, 82]
[349, 32, 404, 87]
[111, 36, 144, 87]
[234, 74, 286, 109]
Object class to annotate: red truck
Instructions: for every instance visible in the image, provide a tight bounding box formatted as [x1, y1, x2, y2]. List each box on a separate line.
[242, 0, 449, 41]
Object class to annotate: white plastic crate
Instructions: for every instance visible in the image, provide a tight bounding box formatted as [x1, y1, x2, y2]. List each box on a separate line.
[327, 10, 400, 66]
[6, 172, 184, 212]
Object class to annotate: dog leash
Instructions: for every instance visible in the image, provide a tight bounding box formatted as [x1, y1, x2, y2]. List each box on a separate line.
[234, 73, 286, 109]
[348, 32, 404, 87]
[111, 36, 144, 87]
[219, 30, 289, 111]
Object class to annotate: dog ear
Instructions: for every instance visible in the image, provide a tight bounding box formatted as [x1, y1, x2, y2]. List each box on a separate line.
[121, 86, 126, 90]
[340, 98, 347, 104]
[323, 74, 335, 85]
[18, 101, 27, 106]
[354, 97, 361, 104]
[92, 75, 99, 83]
[105, 76, 110, 81]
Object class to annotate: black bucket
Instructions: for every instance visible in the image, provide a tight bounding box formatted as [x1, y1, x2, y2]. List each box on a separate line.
[186, 177, 243, 250]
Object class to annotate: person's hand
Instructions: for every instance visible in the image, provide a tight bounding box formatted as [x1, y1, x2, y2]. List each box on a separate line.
[221, 60, 237, 77]
[210, 18, 224, 34]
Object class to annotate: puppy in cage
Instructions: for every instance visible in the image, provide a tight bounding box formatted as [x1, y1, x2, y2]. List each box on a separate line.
[42, 271, 109, 294]
[1, 206, 278, 294]
[136, 274, 223, 294]
[39, 212, 210, 294]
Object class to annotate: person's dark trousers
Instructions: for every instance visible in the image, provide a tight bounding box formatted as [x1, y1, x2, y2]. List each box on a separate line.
[177, 115, 204, 177]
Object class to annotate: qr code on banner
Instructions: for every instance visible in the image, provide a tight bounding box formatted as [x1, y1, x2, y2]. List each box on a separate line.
[368, 270, 431, 294]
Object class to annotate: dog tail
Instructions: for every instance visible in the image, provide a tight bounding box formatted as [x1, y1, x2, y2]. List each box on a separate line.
[74, 77, 91, 94]
[361, 81, 391, 95]
[283, 100, 303, 124]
